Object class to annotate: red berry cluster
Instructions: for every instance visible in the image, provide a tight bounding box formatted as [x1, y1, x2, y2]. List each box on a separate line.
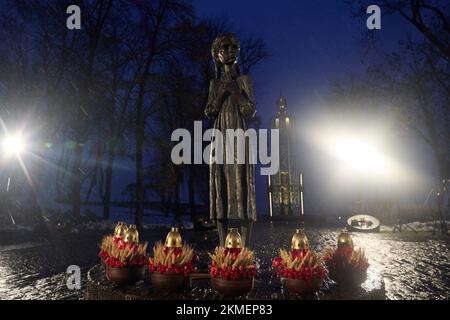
[278, 265, 326, 281]
[272, 256, 284, 269]
[148, 261, 197, 277]
[113, 236, 138, 252]
[272, 250, 327, 281]
[210, 263, 258, 280]
[148, 247, 198, 277]
[291, 249, 308, 259]
[99, 251, 147, 268]
[99, 250, 108, 260]
[223, 247, 242, 257]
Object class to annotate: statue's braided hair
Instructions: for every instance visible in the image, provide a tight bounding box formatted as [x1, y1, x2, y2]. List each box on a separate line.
[211, 33, 241, 79]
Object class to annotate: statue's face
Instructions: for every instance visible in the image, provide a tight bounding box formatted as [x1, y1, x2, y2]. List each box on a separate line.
[217, 38, 239, 65]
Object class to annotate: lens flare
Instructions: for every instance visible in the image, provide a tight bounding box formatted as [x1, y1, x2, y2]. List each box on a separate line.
[2, 134, 25, 156]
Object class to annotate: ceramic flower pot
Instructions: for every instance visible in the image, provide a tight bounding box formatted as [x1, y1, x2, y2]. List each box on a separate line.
[105, 265, 145, 286]
[211, 277, 254, 298]
[284, 277, 322, 295]
[329, 268, 367, 289]
[150, 272, 190, 292]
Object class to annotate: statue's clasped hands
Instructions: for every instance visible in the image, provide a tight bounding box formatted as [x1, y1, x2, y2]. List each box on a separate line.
[221, 81, 242, 103]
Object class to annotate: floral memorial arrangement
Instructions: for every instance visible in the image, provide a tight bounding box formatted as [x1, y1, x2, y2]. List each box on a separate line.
[272, 229, 326, 295]
[324, 228, 369, 287]
[209, 229, 257, 297]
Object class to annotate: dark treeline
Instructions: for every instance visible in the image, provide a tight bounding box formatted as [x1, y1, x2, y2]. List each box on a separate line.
[0, 0, 269, 228]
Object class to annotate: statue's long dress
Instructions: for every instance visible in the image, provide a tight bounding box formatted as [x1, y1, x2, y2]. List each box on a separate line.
[204, 75, 257, 225]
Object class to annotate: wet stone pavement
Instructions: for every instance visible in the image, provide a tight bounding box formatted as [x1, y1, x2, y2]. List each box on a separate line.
[0, 222, 449, 300]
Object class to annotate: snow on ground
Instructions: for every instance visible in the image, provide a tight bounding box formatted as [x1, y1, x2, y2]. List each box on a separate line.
[70, 211, 194, 233]
[109, 210, 194, 229]
[0, 225, 35, 231]
[380, 221, 450, 232]
[0, 241, 47, 253]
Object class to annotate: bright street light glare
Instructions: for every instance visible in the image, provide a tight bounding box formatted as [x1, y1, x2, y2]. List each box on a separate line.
[2, 134, 25, 156]
[301, 117, 422, 187]
[333, 137, 387, 173]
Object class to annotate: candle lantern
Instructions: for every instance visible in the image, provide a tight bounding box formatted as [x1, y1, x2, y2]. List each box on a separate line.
[225, 228, 243, 249]
[291, 228, 309, 259]
[165, 227, 183, 248]
[124, 225, 139, 244]
[337, 228, 353, 249]
[114, 221, 128, 239]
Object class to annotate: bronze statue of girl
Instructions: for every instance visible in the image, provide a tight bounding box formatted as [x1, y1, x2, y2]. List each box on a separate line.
[205, 34, 257, 247]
